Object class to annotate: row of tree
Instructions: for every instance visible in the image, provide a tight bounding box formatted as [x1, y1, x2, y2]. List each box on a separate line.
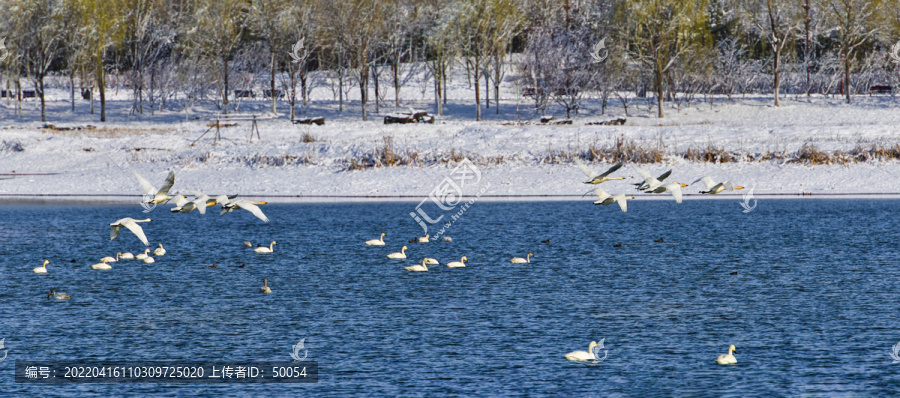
[1, 0, 899, 123]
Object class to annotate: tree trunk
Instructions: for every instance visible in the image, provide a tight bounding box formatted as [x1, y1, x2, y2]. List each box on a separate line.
[98, 57, 106, 122]
[270, 51, 277, 114]
[338, 70, 343, 112]
[372, 66, 380, 114]
[773, 46, 781, 107]
[69, 73, 75, 112]
[359, 59, 368, 121]
[655, 65, 664, 118]
[223, 57, 230, 114]
[393, 60, 400, 107]
[843, 49, 851, 104]
[39, 76, 46, 122]
[474, 62, 482, 121]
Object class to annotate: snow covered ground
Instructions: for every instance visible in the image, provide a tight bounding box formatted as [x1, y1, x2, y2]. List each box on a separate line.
[1, 65, 900, 203]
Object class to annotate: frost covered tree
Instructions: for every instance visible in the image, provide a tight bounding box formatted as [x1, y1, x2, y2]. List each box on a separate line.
[618, 0, 710, 118]
[743, 0, 802, 106]
[75, 0, 126, 122]
[822, 0, 879, 103]
[184, 0, 249, 114]
[121, 0, 175, 115]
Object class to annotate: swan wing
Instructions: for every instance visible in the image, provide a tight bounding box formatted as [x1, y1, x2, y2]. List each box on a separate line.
[574, 158, 599, 179]
[722, 180, 735, 191]
[656, 169, 672, 182]
[172, 195, 188, 207]
[593, 187, 611, 201]
[597, 161, 624, 178]
[122, 219, 150, 246]
[110, 225, 121, 240]
[132, 171, 157, 194]
[239, 201, 269, 223]
[691, 176, 716, 189]
[630, 163, 651, 179]
[158, 171, 176, 195]
[613, 194, 628, 212]
[668, 184, 683, 204]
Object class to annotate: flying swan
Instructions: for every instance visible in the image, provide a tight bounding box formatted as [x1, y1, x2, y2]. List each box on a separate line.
[574, 159, 625, 184]
[110, 217, 152, 246]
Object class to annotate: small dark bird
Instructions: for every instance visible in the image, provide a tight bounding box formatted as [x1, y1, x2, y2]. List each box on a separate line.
[541, 239, 550, 244]
[730, 271, 738, 275]
[408, 238, 417, 243]
[70, 259, 77, 263]
[208, 264, 217, 269]
[613, 243, 622, 247]
[238, 264, 246, 268]
[654, 238, 664, 243]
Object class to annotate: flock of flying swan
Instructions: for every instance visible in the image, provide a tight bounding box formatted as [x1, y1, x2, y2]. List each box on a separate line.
[35, 170, 275, 298]
[574, 159, 744, 212]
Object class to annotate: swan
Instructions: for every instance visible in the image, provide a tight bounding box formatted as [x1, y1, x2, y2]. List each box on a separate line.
[260, 278, 272, 294]
[423, 258, 440, 265]
[143, 256, 155, 264]
[510, 253, 533, 263]
[387, 246, 408, 259]
[187, 191, 212, 214]
[207, 194, 239, 207]
[169, 195, 189, 212]
[221, 200, 269, 222]
[110, 217, 152, 246]
[417, 234, 430, 243]
[631, 164, 672, 191]
[565, 341, 600, 361]
[405, 259, 429, 272]
[91, 259, 112, 270]
[119, 252, 134, 260]
[133, 170, 176, 205]
[33, 260, 50, 274]
[442, 237, 452, 242]
[153, 244, 166, 256]
[716, 345, 737, 365]
[446, 256, 467, 268]
[47, 290, 71, 300]
[584, 187, 633, 212]
[365, 233, 386, 246]
[692, 176, 744, 194]
[243, 241, 253, 247]
[254, 241, 277, 253]
[648, 182, 688, 203]
[574, 159, 625, 184]
[99, 253, 120, 263]
[135, 249, 152, 260]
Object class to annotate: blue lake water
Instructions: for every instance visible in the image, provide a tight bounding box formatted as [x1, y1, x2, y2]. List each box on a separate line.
[1, 199, 899, 396]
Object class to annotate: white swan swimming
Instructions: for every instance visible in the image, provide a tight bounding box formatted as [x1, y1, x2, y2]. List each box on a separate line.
[574, 159, 625, 184]
[143, 256, 155, 264]
[110, 217, 152, 246]
[405, 259, 429, 272]
[260, 278, 272, 294]
[387, 246, 408, 259]
[153, 244, 166, 256]
[585, 187, 633, 212]
[221, 200, 269, 223]
[47, 290, 71, 300]
[510, 253, 533, 264]
[99, 253, 120, 263]
[133, 170, 176, 205]
[119, 252, 134, 260]
[135, 249, 152, 260]
[446, 256, 467, 268]
[441, 237, 452, 242]
[692, 176, 744, 194]
[254, 241, 277, 253]
[648, 182, 688, 203]
[365, 233, 386, 246]
[423, 258, 440, 265]
[565, 341, 600, 361]
[91, 259, 112, 270]
[716, 345, 737, 365]
[33, 260, 49, 274]
[243, 241, 253, 247]
[631, 164, 672, 191]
